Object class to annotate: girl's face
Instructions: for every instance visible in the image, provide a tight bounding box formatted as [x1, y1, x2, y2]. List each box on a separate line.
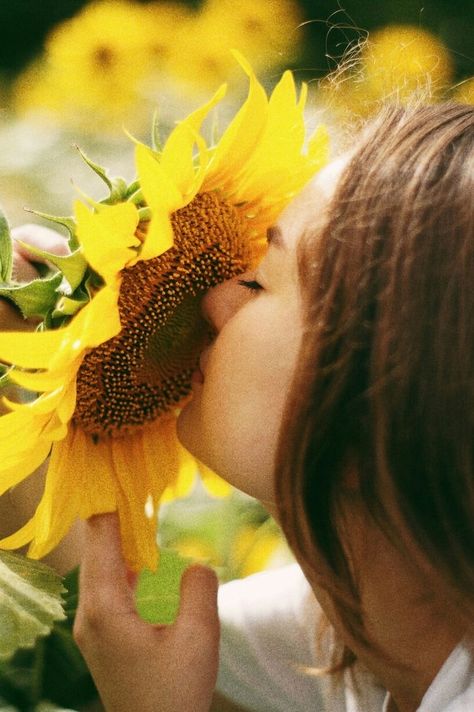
[177, 160, 345, 505]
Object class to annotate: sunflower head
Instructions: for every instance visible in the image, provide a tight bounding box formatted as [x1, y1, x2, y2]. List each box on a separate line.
[75, 189, 253, 439]
[0, 58, 329, 571]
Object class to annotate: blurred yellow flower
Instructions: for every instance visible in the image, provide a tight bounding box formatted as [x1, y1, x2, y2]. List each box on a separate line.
[173, 537, 222, 566]
[14, 0, 304, 125]
[318, 24, 455, 122]
[170, 0, 303, 92]
[14, 0, 189, 130]
[452, 77, 474, 105]
[231, 523, 291, 577]
[362, 24, 453, 102]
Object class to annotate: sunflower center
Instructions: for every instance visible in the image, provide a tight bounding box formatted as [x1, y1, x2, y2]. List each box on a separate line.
[74, 191, 251, 439]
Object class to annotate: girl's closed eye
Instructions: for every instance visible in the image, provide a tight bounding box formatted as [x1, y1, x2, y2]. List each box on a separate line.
[238, 277, 264, 293]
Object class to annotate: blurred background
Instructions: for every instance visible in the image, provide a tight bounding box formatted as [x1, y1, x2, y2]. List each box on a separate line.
[0, 3, 472, 707]
[0, 0, 473, 585]
[0, 0, 472, 221]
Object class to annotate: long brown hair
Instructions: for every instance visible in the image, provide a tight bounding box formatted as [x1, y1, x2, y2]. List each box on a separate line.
[276, 103, 474, 658]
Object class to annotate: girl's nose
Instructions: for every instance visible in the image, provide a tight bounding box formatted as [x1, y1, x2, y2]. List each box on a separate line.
[201, 275, 249, 332]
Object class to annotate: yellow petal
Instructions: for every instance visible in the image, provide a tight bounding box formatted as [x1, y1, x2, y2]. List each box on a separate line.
[41, 415, 69, 442]
[0, 407, 35, 438]
[0, 329, 73, 369]
[75, 200, 140, 281]
[9, 369, 66, 393]
[46, 282, 121, 375]
[71, 281, 122, 350]
[0, 439, 51, 496]
[111, 432, 160, 572]
[0, 516, 37, 550]
[28, 427, 116, 558]
[56, 380, 77, 424]
[204, 54, 268, 191]
[3, 387, 64, 416]
[199, 462, 232, 497]
[160, 83, 226, 192]
[228, 71, 306, 201]
[135, 143, 183, 260]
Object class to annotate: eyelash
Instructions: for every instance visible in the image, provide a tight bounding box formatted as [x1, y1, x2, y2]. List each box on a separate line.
[238, 278, 263, 293]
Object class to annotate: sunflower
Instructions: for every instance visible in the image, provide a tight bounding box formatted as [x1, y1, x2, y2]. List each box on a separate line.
[0, 57, 328, 572]
[169, 0, 303, 92]
[362, 25, 453, 102]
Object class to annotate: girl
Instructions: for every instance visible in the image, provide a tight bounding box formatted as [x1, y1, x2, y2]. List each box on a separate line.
[14, 102, 474, 711]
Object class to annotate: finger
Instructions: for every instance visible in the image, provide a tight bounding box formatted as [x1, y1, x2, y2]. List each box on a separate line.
[79, 513, 136, 614]
[0, 298, 33, 331]
[177, 564, 219, 631]
[12, 224, 69, 262]
[10, 253, 41, 283]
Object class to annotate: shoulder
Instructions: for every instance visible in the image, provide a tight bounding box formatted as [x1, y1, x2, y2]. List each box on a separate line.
[419, 638, 474, 712]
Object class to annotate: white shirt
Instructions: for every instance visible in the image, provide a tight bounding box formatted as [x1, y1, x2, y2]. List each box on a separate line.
[217, 564, 474, 711]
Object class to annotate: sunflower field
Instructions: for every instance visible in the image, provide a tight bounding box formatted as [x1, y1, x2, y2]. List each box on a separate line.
[0, 1, 472, 710]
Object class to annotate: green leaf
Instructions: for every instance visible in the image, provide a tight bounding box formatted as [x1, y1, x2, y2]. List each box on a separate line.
[0, 552, 66, 662]
[24, 211, 77, 251]
[136, 549, 191, 625]
[15, 243, 88, 294]
[0, 208, 13, 284]
[0, 273, 63, 319]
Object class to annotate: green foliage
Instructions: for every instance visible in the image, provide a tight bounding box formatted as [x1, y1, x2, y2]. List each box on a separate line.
[0, 274, 63, 320]
[136, 549, 191, 625]
[0, 567, 96, 711]
[0, 547, 197, 710]
[0, 209, 13, 284]
[0, 553, 65, 663]
[14, 245, 87, 295]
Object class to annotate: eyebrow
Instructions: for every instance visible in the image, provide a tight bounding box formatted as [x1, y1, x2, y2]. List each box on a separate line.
[266, 225, 286, 249]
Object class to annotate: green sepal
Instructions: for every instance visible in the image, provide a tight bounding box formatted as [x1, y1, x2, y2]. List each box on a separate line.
[0, 552, 66, 662]
[129, 188, 144, 205]
[124, 179, 140, 199]
[0, 208, 13, 283]
[138, 207, 152, 222]
[0, 364, 12, 391]
[75, 146, 129, 205]
[151, 109, 163, 152]
[24, 210, 78, 251]
[0, 273, 63, 319]
[51, 293, 89, 319]
[14, 242, 88, 294]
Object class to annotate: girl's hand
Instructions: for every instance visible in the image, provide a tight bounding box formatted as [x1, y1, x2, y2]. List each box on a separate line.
[11, 223, 69, 281]
[74, 513, 220, 712]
